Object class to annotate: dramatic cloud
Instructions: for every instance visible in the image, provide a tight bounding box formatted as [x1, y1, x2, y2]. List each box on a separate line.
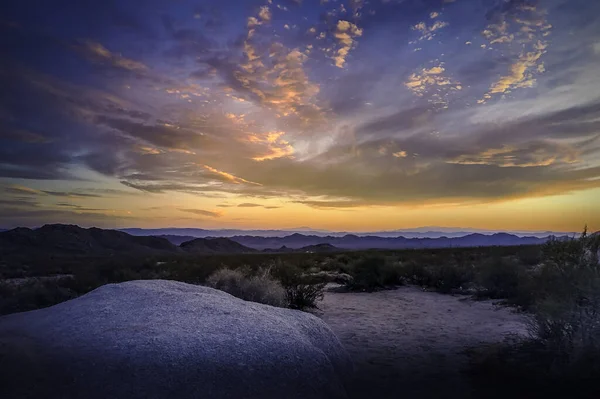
[1, 0, 599, 230]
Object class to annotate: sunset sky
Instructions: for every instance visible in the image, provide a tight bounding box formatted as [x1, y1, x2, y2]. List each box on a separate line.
[0, 0, 598, 232]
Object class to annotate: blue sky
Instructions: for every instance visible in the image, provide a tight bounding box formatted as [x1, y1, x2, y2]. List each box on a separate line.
[0, 0, 599, 231]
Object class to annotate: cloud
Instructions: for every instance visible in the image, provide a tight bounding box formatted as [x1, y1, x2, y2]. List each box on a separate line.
[332, 20, 363, 68]
[293, 199, 368, 209]
[4, 185, 44, 196]
[1, 0, 599, 227]
[405, 64, 462, 106]
[258, 6, 271, 22]
[447, 141, 579, 168]
[0, 198, 40, 208]
[0, 128, 52, 143]
[246, 131, 295, 161]
[203, 165, 262, 185]
[478, 2, 552, 103]
[43, 191, 103, 198]
[178, 208, 224, 218]
[236, 203, 281, 209]
[221, 25, 325, 128]
[412, 20, 448, 41]
[237, 203, 262, 207]
[95, 116, 212, 152]
[75, 40, 147, 72]
[480, 40, 547, 102]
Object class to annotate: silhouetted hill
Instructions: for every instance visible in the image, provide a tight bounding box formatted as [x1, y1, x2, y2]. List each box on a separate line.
[0, 224, 178, 256]
[231, 232, 556, 250]
[180, 237, 256, 254]
[156, 235, 198, 245]
[262, 243, 340, 253]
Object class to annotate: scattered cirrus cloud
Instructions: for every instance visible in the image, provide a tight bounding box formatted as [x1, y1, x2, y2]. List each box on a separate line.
[0, 0, 599, 229]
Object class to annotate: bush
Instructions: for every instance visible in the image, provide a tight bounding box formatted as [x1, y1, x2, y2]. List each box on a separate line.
[469, 229, 600, 398]
[269, 260, 326, 310]
[285, 283, 326, 310]
[398, 260, 473, 294]
[516, 246, 543, 266]
[397, 260, 433, 286]
[0, 279, 77, 315]
[477, 257, 521, 299]
[529, 230, 600, 357]
[205, 268, 287, 307]
[429, 262, 474, 294]
[345, 256, 401, 291]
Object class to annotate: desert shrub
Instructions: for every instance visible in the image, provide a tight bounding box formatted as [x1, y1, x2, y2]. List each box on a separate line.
[0, 279, 77, 315]
[205, 267, 287, 307]
[469, 230, 600, 397]
[268, 260, 326, 310]
[529, 230, 600, 356]
[516, 245, 543, 266]
[397, 260, 433, 286]
[285, 283, 326, 310]
[345, 256, 401, 291]
[476, 257, 521, 299]
[428, 262, 474, 293]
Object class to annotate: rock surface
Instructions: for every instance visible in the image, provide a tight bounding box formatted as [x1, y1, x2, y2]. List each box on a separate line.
[0, 280, 352, 399]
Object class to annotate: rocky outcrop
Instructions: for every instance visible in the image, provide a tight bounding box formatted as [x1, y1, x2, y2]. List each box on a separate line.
[0, 280, 352, 399]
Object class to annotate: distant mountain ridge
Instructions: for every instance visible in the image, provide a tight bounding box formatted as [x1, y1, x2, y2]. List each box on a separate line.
[0, 224, 178, 255]
[0, 224, 573, 257]
[226, 232, 560, 250]
[121, 227, 575, 239]
[0, 225, 253, 256]
[180, 237, 255, 254]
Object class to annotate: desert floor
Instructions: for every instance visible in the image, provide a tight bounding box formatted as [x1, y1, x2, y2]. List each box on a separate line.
[318, 286, 529, 399]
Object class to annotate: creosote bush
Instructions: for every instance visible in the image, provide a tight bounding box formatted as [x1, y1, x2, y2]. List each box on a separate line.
[205, 267, 287, 308]
[345, 256, 402, 291]
[270, 260, 326, 310]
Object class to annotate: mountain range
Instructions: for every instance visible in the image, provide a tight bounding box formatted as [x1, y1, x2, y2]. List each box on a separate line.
[0, 224, 573, 258]
[120, 227, 575, 239]
[225, 232, 555, 250]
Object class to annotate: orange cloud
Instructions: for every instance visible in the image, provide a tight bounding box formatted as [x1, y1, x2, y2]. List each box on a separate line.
[412, 20, 448, 41]
[77, 40, 147, 71]
[203, 165, 262, 185]
[447, 143, 579, 168]
[332, 20, 363, 68]
[405, 64, 462, 106]
[246, 131, 295, 161]
[478, 4, 551, 103]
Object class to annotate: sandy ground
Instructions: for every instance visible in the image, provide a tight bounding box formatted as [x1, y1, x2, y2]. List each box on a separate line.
[317, 286, 529, 399]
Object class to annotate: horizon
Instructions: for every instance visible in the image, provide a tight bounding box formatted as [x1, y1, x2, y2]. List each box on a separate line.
[0, 222, 582, 236]
[1, 0, 599, 232]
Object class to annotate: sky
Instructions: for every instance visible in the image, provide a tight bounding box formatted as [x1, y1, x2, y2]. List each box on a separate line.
[0, 0, 599, 232]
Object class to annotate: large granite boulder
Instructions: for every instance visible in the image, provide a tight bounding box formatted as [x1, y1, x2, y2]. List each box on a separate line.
[0, 280, 352, 399]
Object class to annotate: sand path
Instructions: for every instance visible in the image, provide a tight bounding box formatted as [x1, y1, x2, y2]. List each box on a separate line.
[318, 286, 528, 399]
